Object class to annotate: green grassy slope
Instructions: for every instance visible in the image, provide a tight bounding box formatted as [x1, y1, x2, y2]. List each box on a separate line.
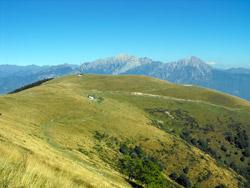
[0, 74, 249, 188]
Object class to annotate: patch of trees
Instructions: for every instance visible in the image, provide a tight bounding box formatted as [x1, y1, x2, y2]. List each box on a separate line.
[176, 174, 192, 188]
[169, 171, 192, 188]
[118, 144, 166, 187]
[171, 109, 199, 129]
[215, 184, 228, 188]
[197, 170, 211, 183]
[225, 127, 249, 150]
[229, 162, 250, 184]
[234, 130, 249, 149]
[94, 131, 108, 141]
[243, 147, 250, 157]
[145, 108, 199, 129]
[180, 128, 250, 183]
[196, 138, 218, 159]
[238, 166, 250, 184]
[224, 127, 250, 183]
[180, 129, 219, 160]
[8, 78, 54, 94]
[151, 120, 166, 131]
[180, 128, 192, 142]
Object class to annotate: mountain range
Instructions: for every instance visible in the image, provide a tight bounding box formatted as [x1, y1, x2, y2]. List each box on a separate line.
[1, 54, 250, 101]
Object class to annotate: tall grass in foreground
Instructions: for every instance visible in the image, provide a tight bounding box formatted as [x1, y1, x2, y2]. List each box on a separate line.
[0, 144, 78, 188]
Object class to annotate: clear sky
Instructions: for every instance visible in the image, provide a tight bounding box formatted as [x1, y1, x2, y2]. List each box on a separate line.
[0, 0, 250, 68]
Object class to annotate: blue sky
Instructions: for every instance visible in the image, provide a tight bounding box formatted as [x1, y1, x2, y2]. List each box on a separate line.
[0, 0, 250, 68]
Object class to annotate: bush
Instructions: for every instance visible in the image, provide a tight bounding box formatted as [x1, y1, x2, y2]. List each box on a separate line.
[183, 167, 189, 174]
[119, 145, 166, 187]
[215, 184, 228, 188]
[119, 155, 166, 187]
[207, 147, 217, 158]
[176, 174, 192, 188]
[169, 172, 178, 181]
[120, 143, 129, 155]
[191, 138, 197, 145]
[221, 145, 227, 152]
[243, 148, 250, 157]
[133, 146, 146, 159]
[181, 128, 191, 142]
[240, 156, 245, 162]
[225, 132, 234, 143]
[234, 130, 249, 149]
[197, 139, 209, 152]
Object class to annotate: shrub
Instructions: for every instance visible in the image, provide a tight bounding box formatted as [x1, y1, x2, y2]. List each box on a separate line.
[119, 145, 166, 187]
[234, 130, 249, 149]
[131, 146, 146, 159]
[197, 139, 209, 152]
[215, 184, 228, 188]
[183, 167, 189, 174]
[119, 143, 129, 155]
[191, 138, 197, 145]
[221, 145, 227, 152]
[119, 155, 166, 187]
[176, 174, 192, 188]
[243, 148, 250, 157]
[180, 128, 191, 142]
[169, 172, 178, 181]
[240, 156, 245, 162]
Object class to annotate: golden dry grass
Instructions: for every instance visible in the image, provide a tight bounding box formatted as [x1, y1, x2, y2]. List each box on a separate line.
[0, 74, 248, 187]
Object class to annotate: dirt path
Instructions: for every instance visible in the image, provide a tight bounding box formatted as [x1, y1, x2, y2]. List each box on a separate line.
[128, 91, 241, 112]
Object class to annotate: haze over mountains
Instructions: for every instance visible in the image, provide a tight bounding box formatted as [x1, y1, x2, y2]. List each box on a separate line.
[1, 54, 250, 101]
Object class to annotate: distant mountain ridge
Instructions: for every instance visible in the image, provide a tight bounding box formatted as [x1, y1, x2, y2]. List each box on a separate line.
[1, 54, 250, 101]
[82, 54, 250, 100]
[82, 53, 154, 75]
[0, 64, 78, 94]
[225, 68, 250, 74]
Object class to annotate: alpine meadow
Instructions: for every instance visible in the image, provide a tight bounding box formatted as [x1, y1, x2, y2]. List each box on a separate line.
[1, 0, 250, 187]
[0, 74, 250, 188]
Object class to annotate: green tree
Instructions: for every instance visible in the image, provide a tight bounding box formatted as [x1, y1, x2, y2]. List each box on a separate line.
[183, 167, 189, 174]
[169, 172, 178, 180]
[119, 143, 129, 155]
[243, 147, 250, 157]
[215, 184, 228, 188]
[119, 155, 137, 182]
[134, 145, 146, 159]
[137, 159, 165, 187]
[176, 173, 192, 188]
[221, 145, 227, 152]
[119, 155, 166, 187]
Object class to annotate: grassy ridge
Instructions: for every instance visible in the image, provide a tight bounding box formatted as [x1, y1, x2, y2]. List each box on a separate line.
[0, 74, 249, 187]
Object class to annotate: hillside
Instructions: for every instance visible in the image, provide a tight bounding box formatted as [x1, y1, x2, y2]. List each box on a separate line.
[0, 74, 250, 188]
[1, 55, 250, 102]
[83, 54, 250, 101]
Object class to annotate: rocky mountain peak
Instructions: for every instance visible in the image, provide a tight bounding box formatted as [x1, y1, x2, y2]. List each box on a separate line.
[179, 56, 205, 64]
[176, 56, 212, 73]
[115, 53, 134, 59]
[84, 54, 153, 75]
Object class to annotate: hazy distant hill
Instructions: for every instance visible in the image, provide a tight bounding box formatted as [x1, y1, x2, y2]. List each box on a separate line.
[0, 64, 47, 78]
[225, 68, 250, 74]
[0, 64, 78, 94]
[1, 54, 250, 101]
